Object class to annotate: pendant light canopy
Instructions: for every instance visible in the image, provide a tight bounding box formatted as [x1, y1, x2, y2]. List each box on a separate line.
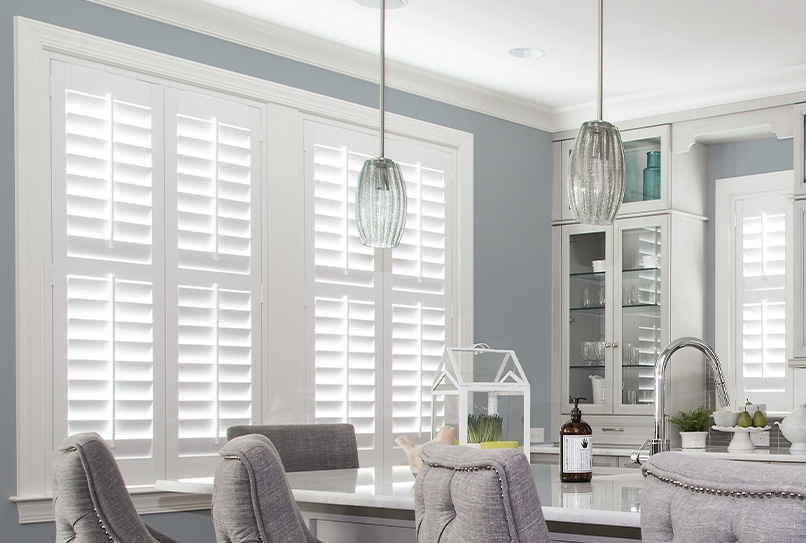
[568, 0, 625, 226]
[355, 0, 407, 248]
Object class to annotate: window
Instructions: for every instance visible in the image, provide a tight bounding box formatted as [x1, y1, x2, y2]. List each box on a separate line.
[716, 171, 793, 414]
[49, 60, 264, 484]
[16, 20, 472, 515]
[303, 118, 455, 474]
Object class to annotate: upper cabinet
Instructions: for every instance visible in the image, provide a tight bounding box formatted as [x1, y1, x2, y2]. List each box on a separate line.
[554, 124, 708, 223]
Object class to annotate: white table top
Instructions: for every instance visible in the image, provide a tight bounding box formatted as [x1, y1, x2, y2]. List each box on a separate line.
[531, 443, 806, 463]
[156, 463, 644, 528]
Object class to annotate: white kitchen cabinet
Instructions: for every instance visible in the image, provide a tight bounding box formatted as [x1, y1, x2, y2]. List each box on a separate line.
[554, 125, 672, 222]
[551, 213, 707, 446]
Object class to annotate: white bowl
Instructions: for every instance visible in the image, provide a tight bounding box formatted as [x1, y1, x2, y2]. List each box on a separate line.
[712, 411, 740, 427]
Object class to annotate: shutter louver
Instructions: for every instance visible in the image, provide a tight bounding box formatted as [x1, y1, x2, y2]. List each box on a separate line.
[52, 62, 158, 484]
[166, 89, 262, 477]
[738, 196, 788, 411]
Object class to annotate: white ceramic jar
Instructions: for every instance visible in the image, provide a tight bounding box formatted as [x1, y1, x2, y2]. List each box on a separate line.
[775, 404, 806, 451]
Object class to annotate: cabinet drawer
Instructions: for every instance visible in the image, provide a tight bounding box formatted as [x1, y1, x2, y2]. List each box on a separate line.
[587, 417, 655, 447]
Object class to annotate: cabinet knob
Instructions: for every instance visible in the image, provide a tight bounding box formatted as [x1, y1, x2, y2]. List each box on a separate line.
[602, 427, 625, 432]
[604, 342, 618, 348]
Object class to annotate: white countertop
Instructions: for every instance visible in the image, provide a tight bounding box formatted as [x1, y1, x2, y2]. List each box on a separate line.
[531, 443, 806, 462]
[157, 464, 643, 528]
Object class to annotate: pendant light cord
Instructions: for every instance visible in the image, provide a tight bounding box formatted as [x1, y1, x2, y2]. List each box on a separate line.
[379, 0, 386, 158]
[597, 0, 603, 122]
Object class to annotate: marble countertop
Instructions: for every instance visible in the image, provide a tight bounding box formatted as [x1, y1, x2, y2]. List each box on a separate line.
[156, 463, 643, 528]
[531, 443, 806, 462]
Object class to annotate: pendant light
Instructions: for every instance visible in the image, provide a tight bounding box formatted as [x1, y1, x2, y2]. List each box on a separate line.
[567, 0, 625, 226]
[355, 0, 407, 248]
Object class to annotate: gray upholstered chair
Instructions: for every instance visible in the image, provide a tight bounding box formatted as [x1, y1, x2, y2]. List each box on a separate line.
[414, 442, 551, 543]
[212, 434, 322, 543]
[641, 452, 806, 542]
[226, 423, 359, 472]
[53, 432, 181, 543]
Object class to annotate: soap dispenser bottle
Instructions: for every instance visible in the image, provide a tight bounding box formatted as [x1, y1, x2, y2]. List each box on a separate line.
[560, 397, 593, 482]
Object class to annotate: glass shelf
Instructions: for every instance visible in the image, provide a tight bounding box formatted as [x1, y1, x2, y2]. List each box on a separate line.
[621, 363, 656, 368]
[621, 303, 660, 309]
[570, 305, 606, 312]
[622, 267, 660, 274]
[570, 271, 606, 278]
[570, 364, 605, 369]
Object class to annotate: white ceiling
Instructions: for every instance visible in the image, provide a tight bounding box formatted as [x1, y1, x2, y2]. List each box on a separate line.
[190, 0, 806, 117]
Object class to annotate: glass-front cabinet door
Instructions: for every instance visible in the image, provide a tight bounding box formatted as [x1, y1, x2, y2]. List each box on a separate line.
[562, 225, 612, 414]
[561, 216, 669, 416]
[794, 103, 806, 195]
[559, 125, 670, 221]
[615, 216, 669, 414]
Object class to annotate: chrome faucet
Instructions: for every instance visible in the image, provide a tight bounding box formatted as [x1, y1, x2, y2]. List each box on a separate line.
[631, 337, 730, 464]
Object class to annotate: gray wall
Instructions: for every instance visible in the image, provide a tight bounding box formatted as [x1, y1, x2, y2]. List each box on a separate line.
[705, 137, 794, 346]
[0, 0, 553, 538]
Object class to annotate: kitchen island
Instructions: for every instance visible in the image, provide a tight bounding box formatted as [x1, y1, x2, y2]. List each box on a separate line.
[157, 463, 644, 542]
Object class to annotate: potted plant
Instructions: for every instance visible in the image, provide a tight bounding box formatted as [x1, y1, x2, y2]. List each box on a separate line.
[668, 406, 712, 449]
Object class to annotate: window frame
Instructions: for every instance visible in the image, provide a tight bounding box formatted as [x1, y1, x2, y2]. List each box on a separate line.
[714, 170, 793, 414]
[15, 16, 473, 520]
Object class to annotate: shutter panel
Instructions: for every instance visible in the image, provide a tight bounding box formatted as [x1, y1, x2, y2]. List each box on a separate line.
[51, 61, 161, 484]
[737, 195, 788, 411]
[164, 89, 262, 478]
[386, 140, 453, 443]
[304, 120, 379, 467]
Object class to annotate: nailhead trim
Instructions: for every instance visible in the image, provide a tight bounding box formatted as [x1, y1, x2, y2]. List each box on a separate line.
[425, 463, 514, 543]
[644, 469, 806, 501]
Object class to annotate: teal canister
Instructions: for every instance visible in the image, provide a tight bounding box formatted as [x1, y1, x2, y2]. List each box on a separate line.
[642, 150, 661, 201]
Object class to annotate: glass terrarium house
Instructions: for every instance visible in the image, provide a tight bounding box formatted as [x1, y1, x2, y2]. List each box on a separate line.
[431, 344, 531, 456]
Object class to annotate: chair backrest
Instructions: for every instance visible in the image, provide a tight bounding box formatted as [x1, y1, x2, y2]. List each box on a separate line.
[414, 442, 551, 543]
[226, 424, 359, 472]
[641, 452, 806, 543]
[53, 432, 160, 543]
[212, 434, 321, 543]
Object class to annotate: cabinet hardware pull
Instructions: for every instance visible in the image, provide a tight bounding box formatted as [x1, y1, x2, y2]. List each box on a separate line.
[602, 427, 625, 432]
[612, 342, 618, 348]
[604, 342, 611, 348]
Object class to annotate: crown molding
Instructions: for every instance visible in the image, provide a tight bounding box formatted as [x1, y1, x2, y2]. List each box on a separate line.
[83, 0, 555, 131]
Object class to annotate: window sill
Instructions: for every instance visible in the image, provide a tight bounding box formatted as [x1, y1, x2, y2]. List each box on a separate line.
[10, 488, 211, 524]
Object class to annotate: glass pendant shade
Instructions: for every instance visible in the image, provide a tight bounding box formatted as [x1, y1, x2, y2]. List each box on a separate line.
[568, 119, 625, 225]
[356, 157, 407, 248]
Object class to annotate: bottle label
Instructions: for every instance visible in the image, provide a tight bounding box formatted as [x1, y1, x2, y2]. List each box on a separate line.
[562, 435, 592, 473]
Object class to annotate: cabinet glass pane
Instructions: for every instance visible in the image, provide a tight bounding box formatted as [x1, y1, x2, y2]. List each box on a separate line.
[621, 226, 661, 405]
[568, 231, 606, 406]
[623, 137, 662, 204]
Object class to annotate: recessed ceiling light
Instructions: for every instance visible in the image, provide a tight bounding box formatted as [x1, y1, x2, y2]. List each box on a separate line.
[354, 0, 408, 8]
[509, 47, 546, 59]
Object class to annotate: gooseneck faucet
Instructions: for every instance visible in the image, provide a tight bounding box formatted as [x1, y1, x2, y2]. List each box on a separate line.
[632, 337, 730, 463]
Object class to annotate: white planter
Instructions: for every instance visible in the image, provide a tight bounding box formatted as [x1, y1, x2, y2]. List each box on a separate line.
[679, 431, 708, 449]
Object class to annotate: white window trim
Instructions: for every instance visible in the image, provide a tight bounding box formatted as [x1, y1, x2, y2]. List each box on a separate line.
[15, 17, 473, 521]
[714, 170, 793, 412]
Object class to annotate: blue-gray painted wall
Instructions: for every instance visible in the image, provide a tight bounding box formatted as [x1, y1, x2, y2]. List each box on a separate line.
[0, 0, 552, 538]
[705, 137, 794, 347]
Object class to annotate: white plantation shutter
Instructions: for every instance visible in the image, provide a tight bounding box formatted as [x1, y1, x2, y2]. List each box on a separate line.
[735, 195, 789, 412]
[305, 120, 380, 468]
[304, 118, 454, 473]
[50, 60, 263, 483]
[51, 61, 163, 484]
[386, 140, 452, 441]
[165, 89, 262, 478]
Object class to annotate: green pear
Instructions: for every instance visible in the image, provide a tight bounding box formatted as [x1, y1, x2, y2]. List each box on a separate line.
[752, 410, 766, 428]
[737, 410, 752, 428]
